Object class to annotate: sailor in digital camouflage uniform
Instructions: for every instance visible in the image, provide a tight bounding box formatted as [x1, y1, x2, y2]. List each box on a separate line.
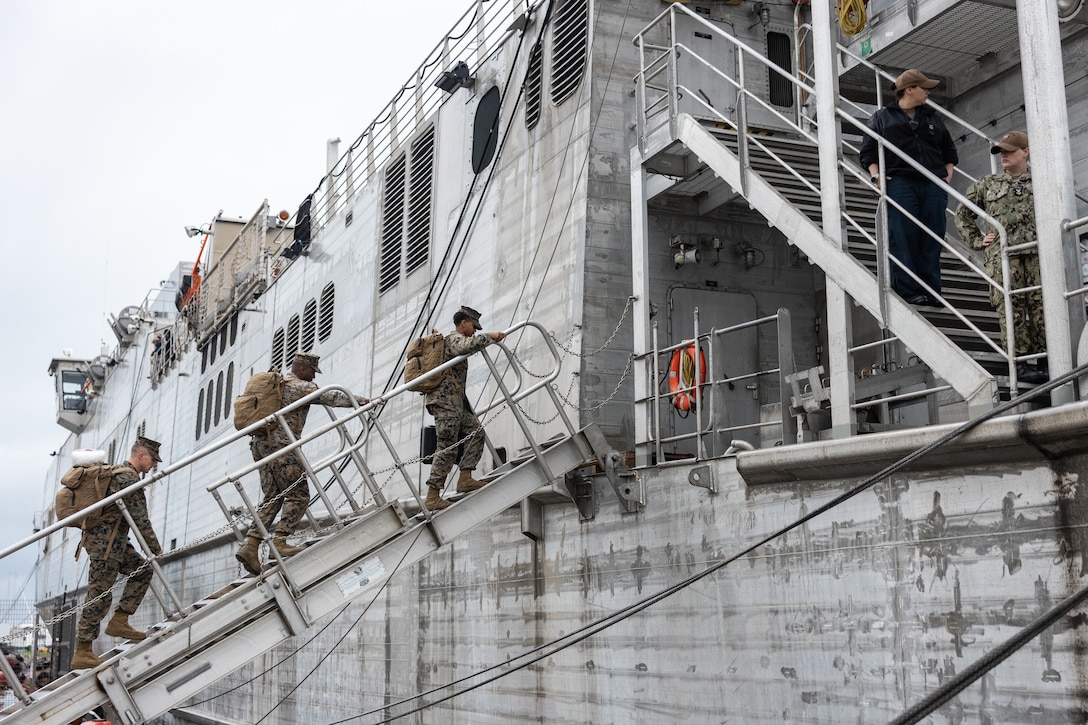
[422, 306, 507, 511]
[70, 437, 164, 670]
[954, 131, 1047, 383]
[235, 351, 371, 575]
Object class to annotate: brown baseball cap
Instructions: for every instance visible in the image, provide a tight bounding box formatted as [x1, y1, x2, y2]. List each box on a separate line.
[991, 131, 1028, 154]
[895, 69, 940, 91]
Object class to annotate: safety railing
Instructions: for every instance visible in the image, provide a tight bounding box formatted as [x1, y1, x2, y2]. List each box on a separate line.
[0, 319, 573, 669]
[633, 3, 1037, 399]
[633, 307, 796, 465]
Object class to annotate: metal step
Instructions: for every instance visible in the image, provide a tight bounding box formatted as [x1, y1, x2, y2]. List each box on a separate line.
[3, 426, 609, 725]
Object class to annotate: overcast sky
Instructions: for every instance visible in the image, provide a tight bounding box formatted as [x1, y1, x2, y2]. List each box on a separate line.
[0, 0, 473, 608]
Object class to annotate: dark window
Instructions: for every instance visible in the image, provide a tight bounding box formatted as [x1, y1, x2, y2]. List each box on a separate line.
[214, 371, 224, 425]
[272, 328, 286, 369]
[201, 344, 208, 373]
[472, 87, 501, 174]
[209, 336, 217, 365]
[224, 362, 235, 422]
[319, 284, 335, 342]
[302, 299, 317, 352]
[61, 371, 89, 412]
[551, 0, 588, 105]
[525, 42, 543, 130]
[287, 315, 300, 365]
[219, 326, 227, 355]
[196, 389, 205, 441]
[230, 313, 239, 345]
[406, 127, 435, 275]
[379, 153, 407, 293]
[767, 32, 794, 108]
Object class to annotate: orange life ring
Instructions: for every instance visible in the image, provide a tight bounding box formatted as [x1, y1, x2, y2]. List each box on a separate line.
[667, 340, 706, 412]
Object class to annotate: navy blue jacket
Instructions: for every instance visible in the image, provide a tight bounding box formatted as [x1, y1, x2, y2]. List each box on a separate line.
[859, 101, 958, 181]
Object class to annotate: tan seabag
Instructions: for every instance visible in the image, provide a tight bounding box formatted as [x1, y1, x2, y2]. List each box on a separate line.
[404, 330, 447, 393]
[233, 368, 285, 432]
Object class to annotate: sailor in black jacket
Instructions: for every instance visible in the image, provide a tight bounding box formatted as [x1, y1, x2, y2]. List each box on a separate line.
[859, 69, 958, 305]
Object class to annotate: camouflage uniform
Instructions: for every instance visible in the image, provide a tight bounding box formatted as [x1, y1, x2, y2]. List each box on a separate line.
[77, 463, 161, 642]
[247, 372, 363, 538]
[423, 331, 494, 490]
[954, 169, 1044, 355]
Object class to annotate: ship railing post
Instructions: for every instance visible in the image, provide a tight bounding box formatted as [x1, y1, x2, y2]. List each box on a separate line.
[777, 308, 798, 445]
[652, 321, 662, 467]
[0, 642, 31, 705]
[116, 498, 184, 617]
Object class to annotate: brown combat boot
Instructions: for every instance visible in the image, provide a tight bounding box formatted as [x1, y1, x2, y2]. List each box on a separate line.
[455, 469, 486, 493]
[424, 486, 451, 511]
[235, 535, 262, 576]
[272, 535, 303, 557]
[105, 612, 147, 641]
[70, 640, 104, 669]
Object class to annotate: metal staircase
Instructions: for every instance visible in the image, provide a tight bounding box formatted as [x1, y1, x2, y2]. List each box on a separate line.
[631, 4, 1021, 421]
[1, 321, 615, 725]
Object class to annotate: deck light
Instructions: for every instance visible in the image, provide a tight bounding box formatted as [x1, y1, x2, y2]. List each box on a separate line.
[435, 61, 475, 93]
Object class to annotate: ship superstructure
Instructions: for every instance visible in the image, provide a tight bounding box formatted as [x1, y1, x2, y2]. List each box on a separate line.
[4, 0, 1088, 722]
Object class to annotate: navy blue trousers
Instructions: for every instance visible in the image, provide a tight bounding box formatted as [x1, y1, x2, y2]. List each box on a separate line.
[886, 176, 948, 299]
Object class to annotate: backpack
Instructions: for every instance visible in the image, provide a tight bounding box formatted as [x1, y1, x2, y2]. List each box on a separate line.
[55, 450, 114, 530]
[404, 330, 447, 393]
[234, 368, 285, 432]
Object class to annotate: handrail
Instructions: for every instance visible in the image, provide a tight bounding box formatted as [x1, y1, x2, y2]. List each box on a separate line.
[634, 3, 1035, 395]
[634, 308, 794, 464]
[2, 320, 572, 644]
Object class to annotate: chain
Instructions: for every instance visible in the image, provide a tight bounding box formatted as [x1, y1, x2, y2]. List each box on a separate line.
[548, 295, 634, 359]
[554, 354, 636, 414]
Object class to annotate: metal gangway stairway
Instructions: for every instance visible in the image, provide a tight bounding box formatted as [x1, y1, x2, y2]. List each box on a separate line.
[630, 3, 1054, 426]
[1, 320, 618, 725]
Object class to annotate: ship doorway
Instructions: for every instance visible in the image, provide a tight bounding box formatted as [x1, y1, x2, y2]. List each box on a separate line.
[666, 287, 760, 457]
[673, 14, 738, 123]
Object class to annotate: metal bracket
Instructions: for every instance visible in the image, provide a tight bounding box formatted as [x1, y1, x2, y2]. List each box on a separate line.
[98, 665, 144, 725]
[565, 469, 597, 520]
[604, 451, 643, 513]
[687, 465, 716, 493]
[265, 571, 310, 636]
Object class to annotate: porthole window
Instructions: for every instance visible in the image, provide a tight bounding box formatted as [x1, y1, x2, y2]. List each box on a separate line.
[302, 299, 317, 351]
[319, 284, 335, 342]
[472, 87, 501, 174]
[551, 0, 588, 106]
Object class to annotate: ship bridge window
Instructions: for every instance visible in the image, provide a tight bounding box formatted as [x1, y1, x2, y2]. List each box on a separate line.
[551, 0, 588, 106]
[319, 283, 335, 342]
[61, 371, 90, 412]
[472, 87, 501, 174]
[766, 32, 794, 108]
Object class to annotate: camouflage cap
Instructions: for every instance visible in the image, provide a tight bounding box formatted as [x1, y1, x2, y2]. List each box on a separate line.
[294, 351, 322, 373]
[991, 131, 1028, 154]
[459, 305, 482, 330]
[136, 436, 162, 463]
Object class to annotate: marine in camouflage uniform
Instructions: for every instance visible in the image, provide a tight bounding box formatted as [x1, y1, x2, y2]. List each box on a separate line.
[423, 306, 507, 510]
[236, 351, 369, 575]
[71, 437, 163, 669]
[954, 131, 1046, 382]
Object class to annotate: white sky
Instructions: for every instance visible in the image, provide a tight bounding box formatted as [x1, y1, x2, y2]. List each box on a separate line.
[0, 0, 474, 601]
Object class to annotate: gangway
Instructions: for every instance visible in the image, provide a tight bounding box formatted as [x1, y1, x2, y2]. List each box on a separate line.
[1, 321, 622, 724]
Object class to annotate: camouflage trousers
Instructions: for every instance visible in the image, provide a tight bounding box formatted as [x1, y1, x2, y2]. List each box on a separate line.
[988, 253, 1045, 356]
[425, 408, 484, 490]
[247, 435, 309, 538]
[77, 540, 152, 642]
